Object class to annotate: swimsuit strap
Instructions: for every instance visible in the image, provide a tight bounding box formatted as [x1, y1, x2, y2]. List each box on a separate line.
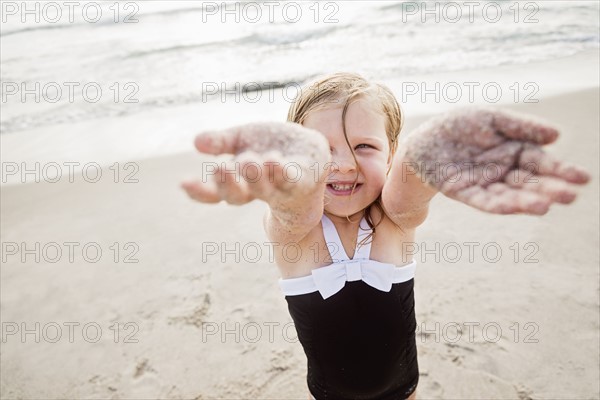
[355, 217, 373, 259]
[321, 214, 373, 262]
[321, 214, 348, 261]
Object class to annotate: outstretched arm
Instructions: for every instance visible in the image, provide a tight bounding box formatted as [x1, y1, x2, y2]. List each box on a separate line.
[383, 107, 590, 226]
[382, 144, 438, 229]
[181, 122, 331, 242]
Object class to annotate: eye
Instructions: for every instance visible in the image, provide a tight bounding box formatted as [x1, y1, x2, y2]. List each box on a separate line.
[355, 143, 374, 150]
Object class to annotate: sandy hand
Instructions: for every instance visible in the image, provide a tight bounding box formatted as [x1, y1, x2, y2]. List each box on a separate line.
[403, 107, 590, 215]
[181, 122, 330, 205]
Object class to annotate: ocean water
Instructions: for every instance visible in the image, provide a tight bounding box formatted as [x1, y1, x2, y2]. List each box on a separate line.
[1, 0, 598, 137]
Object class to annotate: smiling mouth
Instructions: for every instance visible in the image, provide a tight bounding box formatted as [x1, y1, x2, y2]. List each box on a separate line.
[326, 182, 363, 196]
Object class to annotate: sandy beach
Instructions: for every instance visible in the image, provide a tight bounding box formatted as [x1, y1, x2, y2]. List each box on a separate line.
[1, 52, 599, 399]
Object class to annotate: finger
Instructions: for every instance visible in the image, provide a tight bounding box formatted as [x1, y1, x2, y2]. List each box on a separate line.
[261, 151, 294, 191]
[519, 144, 591, 184]
[194, 129, 240, 155]
[485, 183, 551, 214]
[473, 140, 523, 166]
[436, 157, 512, 194]
[216, 163, 253, 205]
[181, 180, 221, 203]
[237, 153, 273, 200]
[454, 184, 551, 215]
[193, 122, 296, 156]
[237, 154, 262, 184]
[268, 162, 288, 191]
[504, 169, 578, 204]
[492, 109, 559, 145]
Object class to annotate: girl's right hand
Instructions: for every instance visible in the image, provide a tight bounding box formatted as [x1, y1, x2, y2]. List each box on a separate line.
[181, 122, 331, 206]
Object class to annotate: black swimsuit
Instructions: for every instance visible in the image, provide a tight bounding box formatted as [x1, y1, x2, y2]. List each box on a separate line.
[278, 215, 419, 399]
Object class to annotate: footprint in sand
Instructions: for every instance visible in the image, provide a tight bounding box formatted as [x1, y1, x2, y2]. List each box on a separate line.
[515, 383, 534, 400]
[129, 358, 163, 397]
[168, 293, 211, 328]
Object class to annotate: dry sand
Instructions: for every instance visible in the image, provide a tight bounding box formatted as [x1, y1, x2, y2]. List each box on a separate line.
[1, 54, 599, 399]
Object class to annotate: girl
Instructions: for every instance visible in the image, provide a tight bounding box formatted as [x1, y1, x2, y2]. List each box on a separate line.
[181, 73, 589, 399]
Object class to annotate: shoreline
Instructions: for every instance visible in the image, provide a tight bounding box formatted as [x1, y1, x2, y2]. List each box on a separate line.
[1, 49, 598, 186]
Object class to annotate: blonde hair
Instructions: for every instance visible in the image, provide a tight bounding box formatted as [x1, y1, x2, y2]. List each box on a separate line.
[287, 72, 404, 241]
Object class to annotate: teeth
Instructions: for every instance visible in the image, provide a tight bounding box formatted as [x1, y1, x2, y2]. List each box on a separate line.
[331, 183, 355, 191]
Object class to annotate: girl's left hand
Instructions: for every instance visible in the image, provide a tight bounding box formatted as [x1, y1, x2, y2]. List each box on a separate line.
[402, 107, 590, 214]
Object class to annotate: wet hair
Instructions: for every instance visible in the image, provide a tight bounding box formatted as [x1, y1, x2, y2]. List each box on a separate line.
[287, 72, 404, 243]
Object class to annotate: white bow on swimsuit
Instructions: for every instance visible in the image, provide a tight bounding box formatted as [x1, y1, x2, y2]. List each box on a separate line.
[279, 214, 417, 299]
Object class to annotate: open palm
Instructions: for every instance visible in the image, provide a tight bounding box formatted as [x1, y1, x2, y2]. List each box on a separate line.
[402, 108, 590, 214]
[181, 122, 330, 205]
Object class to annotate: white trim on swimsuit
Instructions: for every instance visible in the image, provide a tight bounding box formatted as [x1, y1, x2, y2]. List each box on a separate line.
[278, 214, 417, 299]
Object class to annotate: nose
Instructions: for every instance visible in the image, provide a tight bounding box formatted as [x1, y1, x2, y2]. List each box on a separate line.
[331, 150, 357, 174]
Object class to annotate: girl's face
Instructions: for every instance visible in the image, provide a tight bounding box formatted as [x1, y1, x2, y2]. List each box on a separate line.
[303, 99, 391, 218]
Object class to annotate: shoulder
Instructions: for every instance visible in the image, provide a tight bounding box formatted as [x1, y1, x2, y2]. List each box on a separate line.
[264, 211, 330, 278]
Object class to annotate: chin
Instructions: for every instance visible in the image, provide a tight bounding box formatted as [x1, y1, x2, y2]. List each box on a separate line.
[324, 192, 380, 218]
[324, 203, 370, 218]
